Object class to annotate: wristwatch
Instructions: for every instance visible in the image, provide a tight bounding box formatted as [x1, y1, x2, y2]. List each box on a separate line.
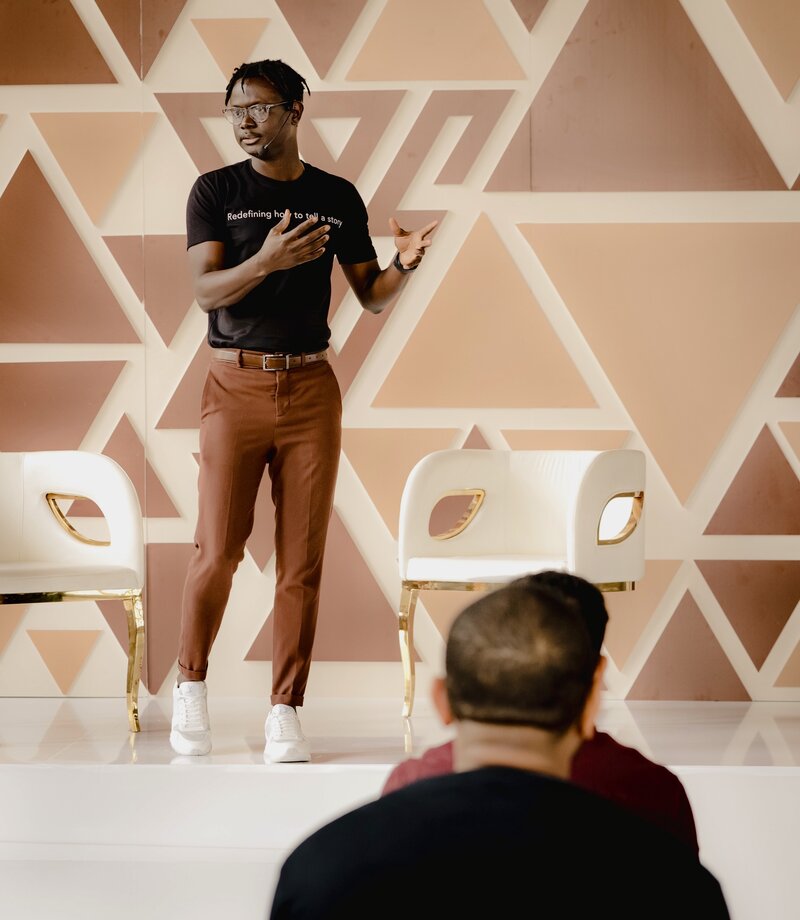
[393, 251, 417, 273]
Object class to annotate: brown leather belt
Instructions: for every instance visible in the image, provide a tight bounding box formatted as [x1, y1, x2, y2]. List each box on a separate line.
[212, 348, 328, 371]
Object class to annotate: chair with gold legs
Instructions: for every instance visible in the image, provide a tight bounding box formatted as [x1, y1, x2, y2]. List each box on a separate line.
[397, 449, 646, 716]
[0, 451, 145, 731]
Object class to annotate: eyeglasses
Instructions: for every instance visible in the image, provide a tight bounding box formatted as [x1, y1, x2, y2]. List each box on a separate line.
[222, 101, 291, 125]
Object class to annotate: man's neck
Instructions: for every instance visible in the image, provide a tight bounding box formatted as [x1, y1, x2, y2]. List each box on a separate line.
[250, 152, 304, 182]
[453, 720, 581, 780]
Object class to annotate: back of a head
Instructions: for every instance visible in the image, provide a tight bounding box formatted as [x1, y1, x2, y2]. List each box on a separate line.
[518, 570, 608, 655]
[446, 584, 597, 734]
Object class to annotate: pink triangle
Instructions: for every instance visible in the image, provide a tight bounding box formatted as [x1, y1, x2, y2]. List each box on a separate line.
[627, 592, 750, 701]
[776, 353, 800, 397]
[697, 560, 800, 669]
[156, 343, 210, 430]
[705, 427, 800, 535]
[71, 415, 178, 518]
[462, 425, 490, 449]
[511, 0, 549, 31]
[105, 235, 195, 347]
[246, 510, 407, 662]
[276, 0, 368, 77]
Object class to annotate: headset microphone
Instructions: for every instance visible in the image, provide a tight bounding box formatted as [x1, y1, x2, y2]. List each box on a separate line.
[261, 111, 292, 156]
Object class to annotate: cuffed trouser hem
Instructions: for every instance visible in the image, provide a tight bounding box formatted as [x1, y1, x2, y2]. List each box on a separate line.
[271, 693, 304, 707]
[178, 661, 208, 681]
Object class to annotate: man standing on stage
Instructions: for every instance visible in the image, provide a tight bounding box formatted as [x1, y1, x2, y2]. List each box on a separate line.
[170, 59, 436, 761]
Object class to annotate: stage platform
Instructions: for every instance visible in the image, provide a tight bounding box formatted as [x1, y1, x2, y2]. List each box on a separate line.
[1, 697, 799, 920]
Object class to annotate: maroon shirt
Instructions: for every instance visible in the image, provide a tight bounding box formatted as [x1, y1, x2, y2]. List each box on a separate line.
[382, 731, 699, 854]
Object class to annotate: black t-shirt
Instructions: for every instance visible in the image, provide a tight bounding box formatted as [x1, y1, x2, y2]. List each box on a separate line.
[270, 767, 730, 919]
[186, 160, 377, 353]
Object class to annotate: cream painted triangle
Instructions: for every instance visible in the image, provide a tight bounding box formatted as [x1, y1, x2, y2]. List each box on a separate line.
[310, 117, 361, 161]
[32, 113, 158, 223]
[0, 606, 26, 656]
[191, 19, 270, 78]
[726, 0, 800, 101]
[27, 629, 102, 694]
[520, 222, 800, 503]
[374, 215, 596, 409]
[342, 427, 459, 537]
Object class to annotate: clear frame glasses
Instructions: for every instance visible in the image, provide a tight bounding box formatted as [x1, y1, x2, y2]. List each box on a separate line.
[222, 101, 291, 125]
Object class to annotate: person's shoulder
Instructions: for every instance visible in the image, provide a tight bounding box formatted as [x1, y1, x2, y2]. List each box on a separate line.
[382, 740, 454, 795]
[192, 160, 248, 190]
[577, 731, 676, 780]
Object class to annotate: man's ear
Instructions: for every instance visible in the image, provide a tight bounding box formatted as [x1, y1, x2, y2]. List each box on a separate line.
[291, 101, 304, 125]
[578, 655, 607, 741]
[432, 676, 454, 726]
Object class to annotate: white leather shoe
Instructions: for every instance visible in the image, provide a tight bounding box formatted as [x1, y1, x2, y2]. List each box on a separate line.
[170, 681, 211, 756]
[264, 704, 310, 763]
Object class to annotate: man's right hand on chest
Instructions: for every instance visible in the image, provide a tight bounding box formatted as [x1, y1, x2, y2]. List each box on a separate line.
[258, 209, 330, 273]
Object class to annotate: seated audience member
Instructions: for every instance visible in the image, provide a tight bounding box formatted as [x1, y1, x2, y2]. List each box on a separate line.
[270, 582, 728, 919]
[382, 570, 699, 853]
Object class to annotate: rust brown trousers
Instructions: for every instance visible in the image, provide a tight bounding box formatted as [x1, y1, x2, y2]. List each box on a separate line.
[178, 357, 342, 706]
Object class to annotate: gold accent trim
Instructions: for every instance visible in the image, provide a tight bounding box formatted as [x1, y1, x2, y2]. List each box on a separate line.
[596, 491, 644, 546]
[431, 489, 486, 541]
[595, 581, 635, 593]
[46, 493, 110, 547]
[399, 583, 419, 718]
[0, 588, 144, 733]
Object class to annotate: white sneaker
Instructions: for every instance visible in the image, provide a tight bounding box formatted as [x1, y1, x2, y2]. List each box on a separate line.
[170, 681, 211, 756]
[264, 704, 310, 763]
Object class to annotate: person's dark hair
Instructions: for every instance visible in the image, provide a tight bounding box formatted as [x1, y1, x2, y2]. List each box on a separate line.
[516, 571, 608, 655]
[445, 583, 596, 734]
[224, 59, 310, 105]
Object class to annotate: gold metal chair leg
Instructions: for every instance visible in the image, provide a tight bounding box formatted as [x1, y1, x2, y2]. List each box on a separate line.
[399, 583, 419, 718]
[124, 592, 145, 732]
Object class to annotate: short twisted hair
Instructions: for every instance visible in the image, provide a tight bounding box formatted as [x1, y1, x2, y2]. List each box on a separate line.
[445, 583, 596, 734]
[224, 59, 310, 105]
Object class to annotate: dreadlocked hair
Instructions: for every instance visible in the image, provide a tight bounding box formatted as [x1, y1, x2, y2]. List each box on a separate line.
[224, 59, 310, 105]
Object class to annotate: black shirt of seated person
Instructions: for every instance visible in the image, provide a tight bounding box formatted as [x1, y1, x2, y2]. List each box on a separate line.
[186, 159, 376, 353]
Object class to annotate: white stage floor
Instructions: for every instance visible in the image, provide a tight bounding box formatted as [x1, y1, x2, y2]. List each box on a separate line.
[1, 697, 799, 920]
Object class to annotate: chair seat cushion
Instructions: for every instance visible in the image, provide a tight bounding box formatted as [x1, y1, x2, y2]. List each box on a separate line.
[405, 555, 567, 584]
[0, 563, 141, 595]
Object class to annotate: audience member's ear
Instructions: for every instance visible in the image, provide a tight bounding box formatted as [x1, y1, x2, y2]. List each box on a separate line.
[432, 676, 454, 725]
[578, 656, 607, 741]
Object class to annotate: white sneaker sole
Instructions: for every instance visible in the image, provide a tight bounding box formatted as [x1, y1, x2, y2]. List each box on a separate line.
[264, 740, 311, 764]
[169, 730, 211, 756]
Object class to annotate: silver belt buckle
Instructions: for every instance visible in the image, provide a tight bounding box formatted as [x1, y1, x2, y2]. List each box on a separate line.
[262, 353, 290, 371]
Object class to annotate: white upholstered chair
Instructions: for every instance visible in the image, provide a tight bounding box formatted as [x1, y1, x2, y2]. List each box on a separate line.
[0, 451, 145, 731]
[397, 449, 645, 715]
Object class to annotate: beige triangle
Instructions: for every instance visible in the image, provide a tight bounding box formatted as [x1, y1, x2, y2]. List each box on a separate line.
[779, 422, 800, 464]
[191, 18, 270, 79]
[342, 428, 459, 538]
[0, 606, 27, 655]
[603, 560, 682, 670]
[503, 430, 630, 450]
[27, 629, 102, 694]
[374, 216, 596, 409]
[348, 0, 524, 80]
[776, 640, 800, 687]
[32, 113, 158, 223]
[521, 223, 800, 502]
[727, 0, 800, 100]
[310, 117, 360, 161]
